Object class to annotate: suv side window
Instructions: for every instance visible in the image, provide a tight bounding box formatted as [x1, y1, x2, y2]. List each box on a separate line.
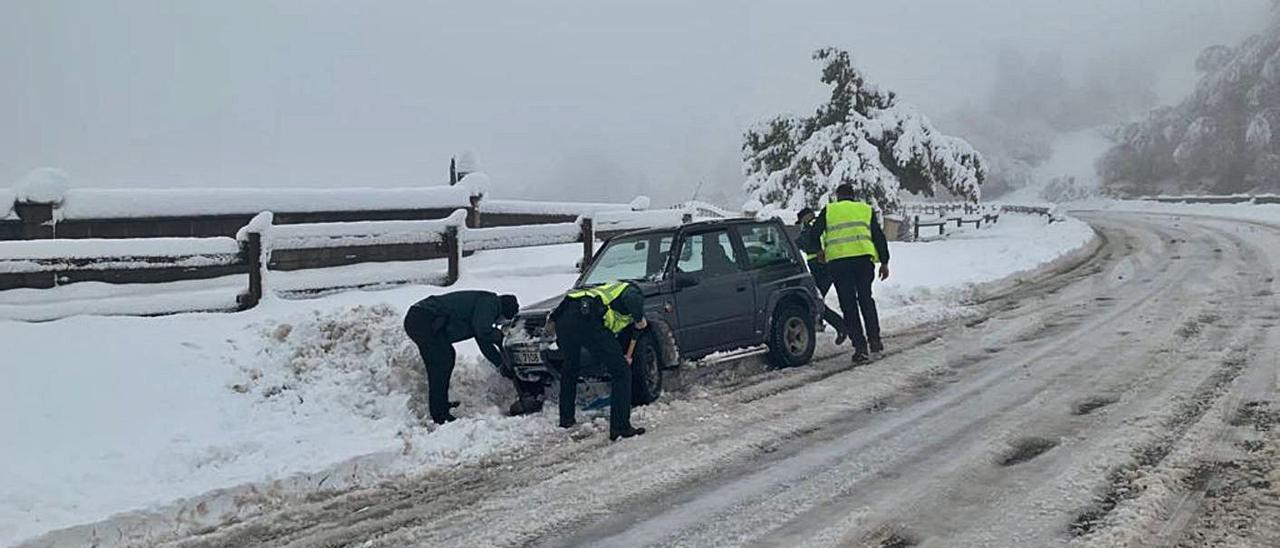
[737, 223, 798, 269]
[677, 230, 741, 279]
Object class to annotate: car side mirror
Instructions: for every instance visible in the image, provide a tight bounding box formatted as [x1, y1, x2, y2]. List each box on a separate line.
[674, 272, 700, 289]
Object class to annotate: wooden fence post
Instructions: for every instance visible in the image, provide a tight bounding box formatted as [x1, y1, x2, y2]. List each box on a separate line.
[239, 232, 263, 310]
[444, 225, 461, 285]
[579, 217, 594, 272]
[467, 194, 482, 228]
[13, 201, 55, 239]
[913, 215, 921, 241]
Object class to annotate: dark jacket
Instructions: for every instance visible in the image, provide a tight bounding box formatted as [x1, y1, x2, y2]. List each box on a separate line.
[410, 290, 505, 366]
[809, 202, 890, 265]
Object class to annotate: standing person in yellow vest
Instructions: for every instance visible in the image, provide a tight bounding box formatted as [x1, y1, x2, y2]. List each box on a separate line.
[550, 281, 648, 441]
[813, 184, 891, 364]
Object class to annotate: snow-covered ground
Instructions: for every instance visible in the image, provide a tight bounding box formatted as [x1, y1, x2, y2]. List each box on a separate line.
[0, 214, 1095, 545]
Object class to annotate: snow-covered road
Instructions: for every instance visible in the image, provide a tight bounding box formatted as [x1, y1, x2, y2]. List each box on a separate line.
[87, 211, 1274, 547]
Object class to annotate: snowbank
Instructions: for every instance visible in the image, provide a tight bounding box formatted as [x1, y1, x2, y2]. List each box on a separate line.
[0, 246, 584, 544]
[1086, 200, 1280, 226]
[56, 186, 472, 219]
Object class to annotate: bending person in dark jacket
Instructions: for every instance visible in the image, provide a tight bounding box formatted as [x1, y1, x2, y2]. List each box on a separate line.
[404, 290, 519, 424]
[796, 207, 848, 345]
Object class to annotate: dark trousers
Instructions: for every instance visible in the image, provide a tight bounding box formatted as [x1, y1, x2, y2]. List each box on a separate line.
[807, 260, 846, 337]
[404, 307, 457, 423]
[828, 256, 880, 350]
[555, 308, 633, 433]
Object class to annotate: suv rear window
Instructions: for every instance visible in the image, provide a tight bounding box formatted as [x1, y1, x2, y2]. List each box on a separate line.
[737, 223, 798, 269]
[676, 230, 741, 278]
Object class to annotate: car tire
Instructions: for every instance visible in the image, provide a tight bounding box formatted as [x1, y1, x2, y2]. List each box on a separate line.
[631, 334, 663, 406]
[767, 302, 815, 368]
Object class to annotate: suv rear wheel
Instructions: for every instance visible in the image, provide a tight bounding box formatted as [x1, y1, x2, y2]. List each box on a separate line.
[631, 334, 663, 405]
[767, 303, 815, 368]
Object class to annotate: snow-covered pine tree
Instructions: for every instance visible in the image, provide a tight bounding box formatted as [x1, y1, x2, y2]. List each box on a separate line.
[743, 48, 986, 210]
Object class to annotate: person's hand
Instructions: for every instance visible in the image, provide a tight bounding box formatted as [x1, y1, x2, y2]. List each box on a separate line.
[878, 263, 890, 281]
[634, 318, 649, 331]
[817, 250, 827, 264]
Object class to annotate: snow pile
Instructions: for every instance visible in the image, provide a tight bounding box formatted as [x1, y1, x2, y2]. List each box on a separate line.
[0, 259, 581, 543]
[866, 214, 1097, 330]
[57, 186, 472, 219]
[463, 222, 582, 252]
[269, 210, 466, 250]
[13, 168, 71, 205]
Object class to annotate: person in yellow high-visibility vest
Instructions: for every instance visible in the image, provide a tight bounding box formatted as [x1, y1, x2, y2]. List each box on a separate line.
[550, 280, 648, 441]
[813, 184, 891, 363]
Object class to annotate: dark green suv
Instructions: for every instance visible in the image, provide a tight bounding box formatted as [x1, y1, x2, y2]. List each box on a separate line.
[501, 217, 821, 413]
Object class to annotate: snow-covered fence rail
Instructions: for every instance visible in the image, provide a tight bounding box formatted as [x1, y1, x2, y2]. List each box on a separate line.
[0, 186, 479, 242]
[999, 205, 1052, 216]
[0, 236, 259, 310]
[1142, 194, 1280, 205]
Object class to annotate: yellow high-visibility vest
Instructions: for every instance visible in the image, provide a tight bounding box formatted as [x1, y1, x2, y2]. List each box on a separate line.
[566, 281, 634, 333]
[823, 200, 879, 263]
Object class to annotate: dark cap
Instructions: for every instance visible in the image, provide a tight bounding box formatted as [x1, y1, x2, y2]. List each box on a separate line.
[499, 294, 520, 319]
[834, 183, 856, 198]
[796, 207, 815, 223]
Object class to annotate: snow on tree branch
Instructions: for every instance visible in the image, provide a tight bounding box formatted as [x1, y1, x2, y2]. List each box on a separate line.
[742, 48, 985, 210]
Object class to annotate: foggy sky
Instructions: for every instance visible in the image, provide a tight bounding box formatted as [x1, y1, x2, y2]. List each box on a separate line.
[0, 0, 1270, 205]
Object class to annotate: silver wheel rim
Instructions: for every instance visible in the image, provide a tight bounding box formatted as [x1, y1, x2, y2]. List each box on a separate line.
[784, 317, 809, 356]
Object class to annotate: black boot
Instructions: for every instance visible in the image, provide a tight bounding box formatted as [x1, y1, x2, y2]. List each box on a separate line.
[869, 339, 884, 353]
[835, 331, 848, 346]
[851, 348, 870, 364]
[610, 427, 646, 441]
[432, 413, 458, 425]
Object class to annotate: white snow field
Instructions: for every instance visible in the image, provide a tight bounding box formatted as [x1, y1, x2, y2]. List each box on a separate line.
[0, 215, 1094, 545]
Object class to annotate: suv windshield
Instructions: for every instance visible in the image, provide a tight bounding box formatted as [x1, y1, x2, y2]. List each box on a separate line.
[581, 231, 674, 286]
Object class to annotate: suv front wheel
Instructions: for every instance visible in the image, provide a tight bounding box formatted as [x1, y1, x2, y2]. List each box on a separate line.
[767, 303, 815, 368]
[631, 334, 663, 405]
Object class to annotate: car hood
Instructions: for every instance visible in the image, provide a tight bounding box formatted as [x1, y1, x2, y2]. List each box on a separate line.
[515, 280, 663, 320]
[517, 294, 565, 320]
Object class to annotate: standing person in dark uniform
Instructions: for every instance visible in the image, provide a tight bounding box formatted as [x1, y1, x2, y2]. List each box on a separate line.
[796, 207, 848, 346]
[404, 290, 520, 424]
[813, 184, 891, 363]
[551, 281, 648, 441]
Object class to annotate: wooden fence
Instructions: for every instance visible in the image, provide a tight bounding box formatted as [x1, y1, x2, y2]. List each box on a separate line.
[0, 205, 698, 317]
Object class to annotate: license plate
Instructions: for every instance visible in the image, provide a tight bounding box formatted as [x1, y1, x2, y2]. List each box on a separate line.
[512, 350, 543, 365]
